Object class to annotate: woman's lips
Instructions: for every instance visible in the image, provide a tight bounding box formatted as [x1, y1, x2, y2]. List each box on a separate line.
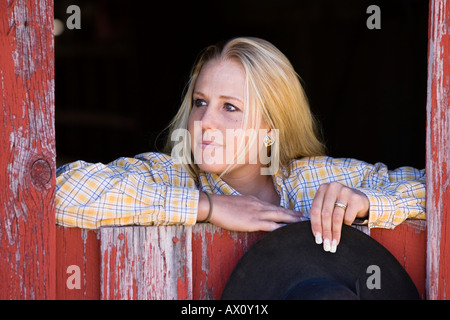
[200, 141, 222, 149]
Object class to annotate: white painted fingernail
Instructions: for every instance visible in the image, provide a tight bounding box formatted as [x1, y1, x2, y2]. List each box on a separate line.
[315, 232, 323, 244]
[330, 239, 337, 253]
[323, 238, 331, 252]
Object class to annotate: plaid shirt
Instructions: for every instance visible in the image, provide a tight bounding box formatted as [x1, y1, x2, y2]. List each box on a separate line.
[56, 152, 425, 229]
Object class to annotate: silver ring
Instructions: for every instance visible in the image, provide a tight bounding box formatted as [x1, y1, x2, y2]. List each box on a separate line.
[334, 202, 347, 210]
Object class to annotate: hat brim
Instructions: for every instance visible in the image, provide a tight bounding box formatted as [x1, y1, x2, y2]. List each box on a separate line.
[221, 221, 420, 300]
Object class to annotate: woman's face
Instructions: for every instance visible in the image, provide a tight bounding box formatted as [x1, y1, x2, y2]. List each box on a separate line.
[188, 59, 266, 175]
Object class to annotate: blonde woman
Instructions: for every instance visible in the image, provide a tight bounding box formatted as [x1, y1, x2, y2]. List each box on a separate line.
[56, 37, 425, 253]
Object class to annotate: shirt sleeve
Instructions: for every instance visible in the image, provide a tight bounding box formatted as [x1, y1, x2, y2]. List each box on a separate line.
[55, 154, 199, 229]
[353, 161, 426, 229]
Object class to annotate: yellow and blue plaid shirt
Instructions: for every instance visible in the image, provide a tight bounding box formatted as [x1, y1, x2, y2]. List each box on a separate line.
[56, 152, 425, 230]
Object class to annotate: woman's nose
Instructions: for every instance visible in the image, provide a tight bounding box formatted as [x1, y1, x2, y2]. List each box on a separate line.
[199, 105, 219, 130]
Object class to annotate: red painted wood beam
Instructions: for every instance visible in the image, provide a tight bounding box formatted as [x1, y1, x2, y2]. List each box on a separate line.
[371, 221, 427, 299]
[56, 226, 101, 300]
[426, 0, 450, 300]
[55, 222, 426, 300]
[0, 0, 56, 299]
[191, 224, 265, 300]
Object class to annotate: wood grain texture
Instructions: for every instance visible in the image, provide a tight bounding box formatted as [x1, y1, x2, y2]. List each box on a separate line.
[56, 226, 101, 300]
[371, 220, 427, 299]
[52, 221, 427, 300]
[0, 0, 55, 299]
[426, 0, 450, 300]
[100, 226, 193, 300]
[98, 224, 264, 300]
[192, 224, 266, 300]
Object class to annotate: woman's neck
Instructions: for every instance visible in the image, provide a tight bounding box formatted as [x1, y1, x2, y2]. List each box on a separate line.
[220, 165, 280, 206]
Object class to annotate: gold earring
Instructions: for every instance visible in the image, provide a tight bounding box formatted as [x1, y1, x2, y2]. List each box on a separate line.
[263, 135, 275, 147]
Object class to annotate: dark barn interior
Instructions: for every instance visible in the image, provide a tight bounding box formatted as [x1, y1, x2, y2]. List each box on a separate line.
[54, 0, 428, 170]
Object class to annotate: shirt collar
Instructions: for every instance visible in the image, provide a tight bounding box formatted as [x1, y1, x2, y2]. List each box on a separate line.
[198, 171, 240, 195]
[198, 169, 290, 209]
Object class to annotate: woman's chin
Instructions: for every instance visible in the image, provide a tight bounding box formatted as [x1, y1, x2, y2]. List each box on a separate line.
[197, 162, 227, 175]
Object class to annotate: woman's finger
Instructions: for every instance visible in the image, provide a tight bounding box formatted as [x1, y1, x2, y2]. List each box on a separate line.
[320, 182, 345, 252]
[330, 203, 346, 252]
[310, 184, 327, 244]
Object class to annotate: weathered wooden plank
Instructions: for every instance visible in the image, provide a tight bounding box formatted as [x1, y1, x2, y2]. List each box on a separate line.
[100, 226, 192, 300]
[66, 220, 426, 300]
[426, 0, 450, 300]
[0, 0, 55, 299]
[56, 226, 101, 300]
[371, 220, 427, 299]
[98, 224, 264, 300]
[192, 224, 266, 300]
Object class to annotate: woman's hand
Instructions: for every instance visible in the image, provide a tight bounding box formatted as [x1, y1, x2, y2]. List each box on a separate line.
[310, 182, 369, 253]
[197, 193, 306, 232]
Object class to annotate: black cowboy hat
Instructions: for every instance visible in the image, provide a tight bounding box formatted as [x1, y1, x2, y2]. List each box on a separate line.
[221, 221, 420, 300]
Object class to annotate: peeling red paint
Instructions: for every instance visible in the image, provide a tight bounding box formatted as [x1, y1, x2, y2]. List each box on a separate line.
[426, 0, 450, 300]
[371, 221, 427, 299]
[99, 226, 192, 299]
[56, 227, 100, 299]
[177, 265, 189, 300]
[0, 0, 55, 299]
[192, 224, 266, 299]
[53, 223, 430, 300]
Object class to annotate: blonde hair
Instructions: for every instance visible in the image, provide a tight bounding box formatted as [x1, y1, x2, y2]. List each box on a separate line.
[164, 37, 325, 177]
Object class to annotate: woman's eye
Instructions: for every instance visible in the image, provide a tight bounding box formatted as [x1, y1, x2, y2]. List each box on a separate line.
[194, 99, 207, 107]
[224, 103, 238, 112]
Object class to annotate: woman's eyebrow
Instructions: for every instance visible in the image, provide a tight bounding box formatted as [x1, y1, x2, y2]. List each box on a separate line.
[194, 91, 243, 104]
[220, 95, 244, 104]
